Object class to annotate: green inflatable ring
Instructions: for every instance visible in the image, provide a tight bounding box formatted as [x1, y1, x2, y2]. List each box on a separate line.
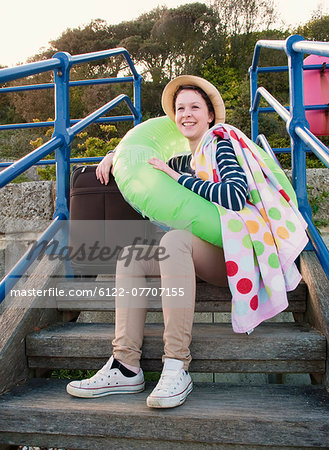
[113, 116, 297, 248]
[113, 116, 223, 247]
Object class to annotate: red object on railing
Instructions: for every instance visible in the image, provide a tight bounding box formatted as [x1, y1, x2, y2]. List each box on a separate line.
[303, 54, 329, 136]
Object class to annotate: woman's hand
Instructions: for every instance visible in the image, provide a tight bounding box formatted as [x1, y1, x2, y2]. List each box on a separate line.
[96, 152, 115, 185]
[148, 157, 180, 181]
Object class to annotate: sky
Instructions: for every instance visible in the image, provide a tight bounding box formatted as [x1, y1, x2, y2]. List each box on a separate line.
[0, 0, 328, 67]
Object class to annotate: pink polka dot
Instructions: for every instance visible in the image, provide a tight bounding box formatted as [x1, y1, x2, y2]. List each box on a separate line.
[230, 130, 239, 140]
[250, 295, 258, 311]
[226, 261, 239, 277]
[239, 137, 248, 148]
[214, 130, 225, 138]
[237, 278, 253, 294]
[280, 189, 291, 203]
[250, 151, 258, 162]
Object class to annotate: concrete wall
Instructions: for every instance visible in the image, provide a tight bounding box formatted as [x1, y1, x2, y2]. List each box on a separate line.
[0, 169, 328, 235]
[0, 181, 55, 279]
[0, 181, 55, 233]
[285, 168, 329, 226]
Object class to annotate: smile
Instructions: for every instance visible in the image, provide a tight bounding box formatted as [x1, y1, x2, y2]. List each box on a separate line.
[182, 122, 196, 127]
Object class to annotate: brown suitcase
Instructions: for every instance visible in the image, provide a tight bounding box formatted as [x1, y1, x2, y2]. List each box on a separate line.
[69, 165, 149, 276]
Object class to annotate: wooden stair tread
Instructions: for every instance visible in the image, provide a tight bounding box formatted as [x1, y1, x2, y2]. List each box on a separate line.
[56, 280, 307, 312]
[26, 322, 326, 373]
[0, 379, 328, 448]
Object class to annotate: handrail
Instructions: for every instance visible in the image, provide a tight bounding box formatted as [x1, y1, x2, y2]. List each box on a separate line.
[0, 58, 62, 83]
[0, 115, 137, 131]
[249, 35, 329, 278]
[0, 77, 135, 94]
[0, 157, 104, 168]
[0, 214, 66, 301]
[295, 126, 329, 168]
[292, 40, 329, 57]
[0, 95, 138, 187]
[255, 134, 281, 166]
[252, 86, 290, 122]
[0, 47, 142, 303]
[0, 136, 63, 188]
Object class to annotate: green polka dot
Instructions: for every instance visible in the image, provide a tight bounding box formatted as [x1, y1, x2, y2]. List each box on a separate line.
[286, 220, 296, 232]
[217, 205, 227, 215]
[236, 155, 244, 167]
[268, 253, 280, 269]
[268, 207, 281, 220]
[250, 189, 262, 204]
[228, 219, 243, 232]
[280, 196, 289, 207]
[265, 285, 272, 298]
[254, 172, 265, 183]
[242, 235, 253, 249]
[253, 240, 265, 256]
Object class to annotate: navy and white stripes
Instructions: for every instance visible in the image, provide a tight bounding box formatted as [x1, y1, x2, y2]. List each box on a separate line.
[167, 138, 248, 211]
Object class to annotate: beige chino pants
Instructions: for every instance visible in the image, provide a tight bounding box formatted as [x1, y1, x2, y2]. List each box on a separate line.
[112, 229, 227, 370]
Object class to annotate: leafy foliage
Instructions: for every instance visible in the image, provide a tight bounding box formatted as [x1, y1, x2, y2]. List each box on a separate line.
[210, 0, 277, 35]
[296, 14, 329, 42]
[36, 125, 120, 181]
[1, 1, 328, 177]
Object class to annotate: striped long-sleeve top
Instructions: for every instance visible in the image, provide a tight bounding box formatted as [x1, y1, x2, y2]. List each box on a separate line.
[167, 138, 248, 211]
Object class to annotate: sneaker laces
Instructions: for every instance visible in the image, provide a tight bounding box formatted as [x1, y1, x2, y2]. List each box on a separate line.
[155, 370, 183, 393]
[85, 358, 114, 384]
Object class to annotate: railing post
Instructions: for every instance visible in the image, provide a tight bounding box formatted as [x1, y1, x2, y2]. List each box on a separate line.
[285, 35, 313, 218]
[52, 52, 72, 220]
[249, 66, 259, 141]
[133, 75, 142, 126]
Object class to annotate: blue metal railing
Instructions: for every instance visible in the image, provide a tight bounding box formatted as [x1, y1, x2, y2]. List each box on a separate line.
[250, 34, 329, 278]
[0, 48, 142, 301]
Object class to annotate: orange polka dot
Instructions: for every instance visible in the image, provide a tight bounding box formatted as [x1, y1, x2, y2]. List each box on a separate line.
[197, 171, 209, 181]
[264, 232, 275, 246]
[259, 208, 270, 223]
[246, 220, 260, 234]
[277, 227, 289, 239]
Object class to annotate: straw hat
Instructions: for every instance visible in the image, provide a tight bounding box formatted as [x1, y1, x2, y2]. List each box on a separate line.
[161, 75, 226, 124]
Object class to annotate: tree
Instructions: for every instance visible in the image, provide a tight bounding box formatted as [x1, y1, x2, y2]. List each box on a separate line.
[296, 13, 329, 42]
[149, 3, 225, 79]
[210, 0, 277, 35]
[1, 0, 296, 161]
[118, 3, 226, 84]
[31, 19, 124, 79]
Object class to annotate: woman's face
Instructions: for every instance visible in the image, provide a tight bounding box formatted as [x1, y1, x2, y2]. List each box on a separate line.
[175, 89, 214, 149]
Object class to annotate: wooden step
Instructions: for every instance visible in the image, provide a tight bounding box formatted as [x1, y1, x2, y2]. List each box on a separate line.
[26, 321, 326, 373]
[0, 379, 328, 449]
[56, 279, 307, 313]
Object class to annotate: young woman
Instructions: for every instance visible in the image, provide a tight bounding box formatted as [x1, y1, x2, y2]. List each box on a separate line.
[66, 76, 249, 408]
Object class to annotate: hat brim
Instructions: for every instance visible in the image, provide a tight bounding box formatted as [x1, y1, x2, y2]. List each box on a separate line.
[161, 75, 226, 124]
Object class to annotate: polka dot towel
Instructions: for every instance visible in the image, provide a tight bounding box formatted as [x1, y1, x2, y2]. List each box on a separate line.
[195, 124, 309, 334]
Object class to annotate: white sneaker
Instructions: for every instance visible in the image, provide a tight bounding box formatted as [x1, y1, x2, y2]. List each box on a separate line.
[66, 356, 145, 398]
[146, 358, 193, 408]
